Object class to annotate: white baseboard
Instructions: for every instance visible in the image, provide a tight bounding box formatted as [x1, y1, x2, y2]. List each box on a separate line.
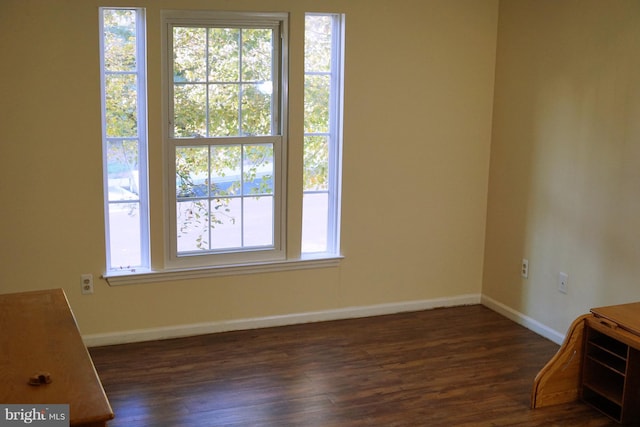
[83, 293, 481, 347]
[480, 295, 565, 345]
[83, 294, 566, 348]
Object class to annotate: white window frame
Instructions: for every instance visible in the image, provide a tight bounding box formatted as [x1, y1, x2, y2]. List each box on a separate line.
[302, 13, 345, 257]
[161, 10, 288, 269]
[100, 7, 150, 274]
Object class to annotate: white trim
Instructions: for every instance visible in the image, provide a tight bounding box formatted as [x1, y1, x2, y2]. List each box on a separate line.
[83, 293, 481, 347]
[103, 255, 343, 286]
[480, 294, 565, 345]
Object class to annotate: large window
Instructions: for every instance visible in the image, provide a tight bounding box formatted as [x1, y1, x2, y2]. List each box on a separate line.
[101, 9, 343, 282]
[164, 11, 286, 268]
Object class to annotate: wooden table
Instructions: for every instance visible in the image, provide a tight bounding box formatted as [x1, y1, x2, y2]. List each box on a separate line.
[0, 289, 114, 426]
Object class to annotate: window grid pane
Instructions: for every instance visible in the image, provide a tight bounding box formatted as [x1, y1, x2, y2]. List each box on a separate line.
[105, 74, 138, 137]
[103, 9, 137, 72]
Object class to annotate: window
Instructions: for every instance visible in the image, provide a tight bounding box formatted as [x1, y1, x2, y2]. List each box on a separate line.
[100, 8, 149, 272]
[302, 14, 344, 255]
[163, 11, 287, 268]
[101, 10, 343, 283]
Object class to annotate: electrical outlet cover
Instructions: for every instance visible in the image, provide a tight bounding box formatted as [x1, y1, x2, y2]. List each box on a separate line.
[559, 272, 568, 294]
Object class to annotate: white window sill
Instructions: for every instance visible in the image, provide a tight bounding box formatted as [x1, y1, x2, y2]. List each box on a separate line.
[103, 254, 344, 286]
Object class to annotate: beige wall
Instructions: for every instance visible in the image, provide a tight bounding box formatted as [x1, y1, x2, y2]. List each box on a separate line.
[0, 0, 498, 338]
[483, 0, 640, 336]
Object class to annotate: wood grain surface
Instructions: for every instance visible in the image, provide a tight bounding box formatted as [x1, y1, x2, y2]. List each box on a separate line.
[90, 305, 617, 426]
[0, 289, 113, 426]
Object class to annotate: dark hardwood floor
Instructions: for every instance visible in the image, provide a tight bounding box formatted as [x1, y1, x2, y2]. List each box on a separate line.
[89, 305, 617, 426]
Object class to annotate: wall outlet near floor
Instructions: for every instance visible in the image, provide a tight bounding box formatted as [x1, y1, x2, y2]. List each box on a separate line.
[558, 272, 568, 294]
[521, 259, 529, 279]
[81, 274, 94, 295]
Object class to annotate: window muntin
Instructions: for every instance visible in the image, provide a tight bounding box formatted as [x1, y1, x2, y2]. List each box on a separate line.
[100, 8, 149, 272]
[164, 12, 287, 268]
[302, 14, 343, 255]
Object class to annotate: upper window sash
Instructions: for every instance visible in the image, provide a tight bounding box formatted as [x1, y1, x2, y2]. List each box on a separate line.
[163, 10, 287, 140]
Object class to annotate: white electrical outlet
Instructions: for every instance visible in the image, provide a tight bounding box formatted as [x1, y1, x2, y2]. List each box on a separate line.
[81, 274, 94, 295]
[521, 259, 529, 279]
[558, 272, 568, 294]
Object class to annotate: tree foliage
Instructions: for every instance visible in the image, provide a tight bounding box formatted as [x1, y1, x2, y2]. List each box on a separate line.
[172, 27, 273, 138]
[304, 15, 333, 192]
[103, 10, 140, 196]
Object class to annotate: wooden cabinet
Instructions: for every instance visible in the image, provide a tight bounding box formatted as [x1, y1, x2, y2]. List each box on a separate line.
[581, 319, 640, 424]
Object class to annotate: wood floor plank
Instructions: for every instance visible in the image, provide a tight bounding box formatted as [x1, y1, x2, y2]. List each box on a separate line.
[89, 305, 618, 426]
